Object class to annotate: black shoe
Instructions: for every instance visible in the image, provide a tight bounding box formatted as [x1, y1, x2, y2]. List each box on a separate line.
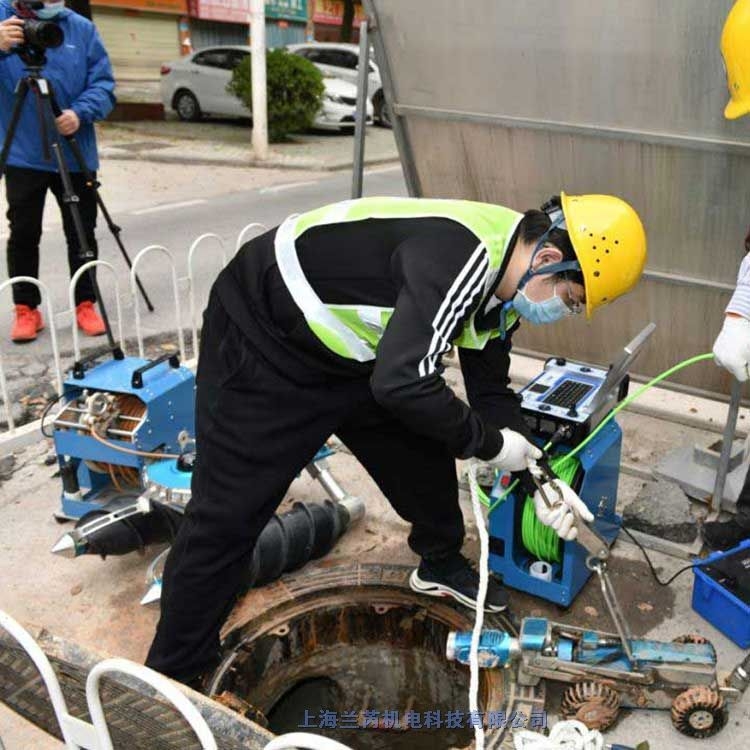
[409, 554, 509, 612]
[702, 518, 750, 552]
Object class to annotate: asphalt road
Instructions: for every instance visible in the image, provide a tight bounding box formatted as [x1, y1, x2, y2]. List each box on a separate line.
[0, 163, 407, 362]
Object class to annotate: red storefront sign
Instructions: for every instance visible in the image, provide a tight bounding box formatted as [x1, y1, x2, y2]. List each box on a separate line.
[188, 0, 249, 23]
[189, 0, 307, 23]
[312, 0, 364, 26]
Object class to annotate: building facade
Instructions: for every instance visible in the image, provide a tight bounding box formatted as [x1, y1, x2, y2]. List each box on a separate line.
[90, 0, 309, 83]
[91, 0, 189, 81]
[311, 0, 364, 42]
[187, 0, 307, 52]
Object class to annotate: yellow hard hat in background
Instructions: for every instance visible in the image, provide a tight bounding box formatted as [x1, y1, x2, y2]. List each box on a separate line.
[560, 192, 647, 319]
[722, 0, 750, 119]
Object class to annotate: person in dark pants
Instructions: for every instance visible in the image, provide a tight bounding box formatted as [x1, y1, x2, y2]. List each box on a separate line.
[0, 0, 115, 342]
[702, 0, 750, 550]
[146, 195, 647, 685]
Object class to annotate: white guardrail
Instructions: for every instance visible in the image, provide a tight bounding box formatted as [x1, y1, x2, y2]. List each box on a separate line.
[0, 222, 267, 450]
[1, 606, 344, 749]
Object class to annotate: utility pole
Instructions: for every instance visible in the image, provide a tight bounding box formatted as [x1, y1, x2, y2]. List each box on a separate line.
[250, 0, 269, 160]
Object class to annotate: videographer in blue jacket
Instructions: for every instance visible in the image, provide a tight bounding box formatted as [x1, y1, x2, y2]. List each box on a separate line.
[0, 0, 115, 342]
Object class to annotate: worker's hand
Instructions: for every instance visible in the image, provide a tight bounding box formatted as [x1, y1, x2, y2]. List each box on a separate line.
[56, 109, 80, 136]
[486, 428, 542, 473]
[0, 17, 24, 52]
[713, 314, 750, 382]
[532, 481, 593, 542]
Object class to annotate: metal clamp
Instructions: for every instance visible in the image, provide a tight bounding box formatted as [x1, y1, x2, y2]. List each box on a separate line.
[587, 557, 634, 664]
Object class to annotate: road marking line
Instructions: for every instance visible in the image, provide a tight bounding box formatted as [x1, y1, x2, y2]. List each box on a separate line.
[260, 180, 319, 194]
[132, 199, 207, 216]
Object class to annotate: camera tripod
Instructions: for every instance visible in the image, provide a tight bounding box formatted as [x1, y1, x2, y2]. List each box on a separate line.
[0, 59, 155, 357]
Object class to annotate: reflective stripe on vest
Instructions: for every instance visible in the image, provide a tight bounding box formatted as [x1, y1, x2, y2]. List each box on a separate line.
[274, 198, 523, 362]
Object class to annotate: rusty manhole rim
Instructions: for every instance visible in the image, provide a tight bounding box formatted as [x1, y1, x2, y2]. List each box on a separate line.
[209, 562, 519, 717]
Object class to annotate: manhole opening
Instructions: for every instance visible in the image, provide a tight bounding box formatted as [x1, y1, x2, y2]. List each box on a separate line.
[214, 600, 497, 750]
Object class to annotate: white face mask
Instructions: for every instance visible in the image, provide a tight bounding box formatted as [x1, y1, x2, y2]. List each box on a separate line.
[512, 285, 571, 325]
[36, 1, 65, 19]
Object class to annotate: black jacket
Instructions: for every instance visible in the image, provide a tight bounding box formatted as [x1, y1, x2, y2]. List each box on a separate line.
[215, 217, 528, 460]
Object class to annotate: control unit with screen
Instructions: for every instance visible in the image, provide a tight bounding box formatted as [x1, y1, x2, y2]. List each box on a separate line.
[519, 323, 655, 442]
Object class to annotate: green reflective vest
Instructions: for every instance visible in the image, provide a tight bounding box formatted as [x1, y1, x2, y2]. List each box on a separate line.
[274, 197, 522, 362]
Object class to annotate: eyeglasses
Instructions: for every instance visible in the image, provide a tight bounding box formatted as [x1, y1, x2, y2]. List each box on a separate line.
[556, 281, 585, 315]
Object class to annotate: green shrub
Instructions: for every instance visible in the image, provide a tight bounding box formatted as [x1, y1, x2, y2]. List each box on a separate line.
[228, 49, 325, 142]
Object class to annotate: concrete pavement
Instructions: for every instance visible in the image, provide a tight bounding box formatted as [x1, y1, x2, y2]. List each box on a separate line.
[1, 371, 749, 749]
[0, 162, 407, 406]
[98, 119, 400, 171]
[1, 136, 749, 749]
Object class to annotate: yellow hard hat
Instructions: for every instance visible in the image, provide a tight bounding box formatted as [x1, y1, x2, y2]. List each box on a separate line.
[560, 192, 647, 318]
[722, 0, 750, 119]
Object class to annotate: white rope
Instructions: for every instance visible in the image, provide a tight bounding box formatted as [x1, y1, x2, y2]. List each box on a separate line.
[264, 732, 353, 750]
[513, 721, 604, 750]
[467, 460, 489, 750]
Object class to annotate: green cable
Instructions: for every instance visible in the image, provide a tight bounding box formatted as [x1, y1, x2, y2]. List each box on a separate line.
[521, 456, 581, 563]
[480, 351, 715, 550]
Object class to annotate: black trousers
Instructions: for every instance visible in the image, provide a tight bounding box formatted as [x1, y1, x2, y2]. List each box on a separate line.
[737, 469, 750, 529]
[4, 166, 98, 307]
[145, 292, 465, 683]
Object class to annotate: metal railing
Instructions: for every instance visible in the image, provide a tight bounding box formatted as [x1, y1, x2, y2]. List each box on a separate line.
[0, 608, 218, 750]
[0, 276, 62, 433]
[0, 223, 267, 446]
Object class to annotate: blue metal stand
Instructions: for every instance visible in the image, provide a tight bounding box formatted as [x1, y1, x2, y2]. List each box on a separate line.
[54, 357, 195, 519]
[488, 420, 623, 606]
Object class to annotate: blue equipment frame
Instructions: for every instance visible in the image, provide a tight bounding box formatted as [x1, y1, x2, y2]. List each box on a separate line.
[53, 357, 195, 519]
[488, 420, 622, 606]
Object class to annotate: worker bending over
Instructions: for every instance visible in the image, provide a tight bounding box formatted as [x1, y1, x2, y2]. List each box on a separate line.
[146, 193, 647, 685]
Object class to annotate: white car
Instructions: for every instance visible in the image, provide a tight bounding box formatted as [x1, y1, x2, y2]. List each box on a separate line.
[286, 42, 390, 127]
[159, 45, 373, 131]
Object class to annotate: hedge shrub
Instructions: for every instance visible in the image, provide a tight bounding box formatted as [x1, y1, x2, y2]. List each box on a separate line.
[228, 49, 325, 142]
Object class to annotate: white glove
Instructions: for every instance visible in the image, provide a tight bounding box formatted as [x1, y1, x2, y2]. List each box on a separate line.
[713, 315, 750, 382]
[486, 428, 542, 472]
[532, 481, 594, 542]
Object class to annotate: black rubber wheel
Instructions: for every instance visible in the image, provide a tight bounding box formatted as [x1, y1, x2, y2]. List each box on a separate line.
[374, 89, 392, 128]
[174, 90, 202, 122]
[560, 681, 621, 731]
[671, 686, 727, 739]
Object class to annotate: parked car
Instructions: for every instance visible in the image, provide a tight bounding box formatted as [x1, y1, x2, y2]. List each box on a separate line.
[286, 42, 391, 127]
[160, 46, 373, 131]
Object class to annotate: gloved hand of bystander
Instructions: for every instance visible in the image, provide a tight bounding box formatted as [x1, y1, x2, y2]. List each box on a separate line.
[713, 315, 750, 382]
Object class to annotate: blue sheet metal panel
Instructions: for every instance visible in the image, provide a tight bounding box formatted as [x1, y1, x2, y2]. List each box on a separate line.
[519, 618, 549, 651]
[488, 420, 622, 606]
[557, 638, 574, 662]
[63, 357, 194, 401]
[630, 639, 716, 666]
[134, 375, 195, 453]
[54, 430, 142, 467]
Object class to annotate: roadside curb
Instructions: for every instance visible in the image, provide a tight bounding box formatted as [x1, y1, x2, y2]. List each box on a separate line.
[100, 150, 401, 172]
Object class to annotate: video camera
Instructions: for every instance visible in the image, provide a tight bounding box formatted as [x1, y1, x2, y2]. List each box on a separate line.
[12, 0, 64, 65]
